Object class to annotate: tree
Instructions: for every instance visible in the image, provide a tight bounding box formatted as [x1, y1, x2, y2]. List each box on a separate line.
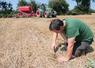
[49, 0, 69, 15]
[0, 1, 13, 17]
[72, 0, 95, 13]
[18, 0, 27, 6]
[0, 1, 7, 11]
[29, 0, 38, 13]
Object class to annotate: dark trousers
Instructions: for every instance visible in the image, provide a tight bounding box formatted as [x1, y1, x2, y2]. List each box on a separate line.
[72, 40, 93, 57]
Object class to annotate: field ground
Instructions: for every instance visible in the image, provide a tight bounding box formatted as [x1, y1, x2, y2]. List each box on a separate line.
[0, 15, 95, 68]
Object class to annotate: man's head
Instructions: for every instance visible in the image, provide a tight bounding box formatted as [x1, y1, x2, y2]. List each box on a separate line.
[49, 19, 64, 33]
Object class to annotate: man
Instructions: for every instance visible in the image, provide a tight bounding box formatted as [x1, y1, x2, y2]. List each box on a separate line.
[49, 18, 94, 62]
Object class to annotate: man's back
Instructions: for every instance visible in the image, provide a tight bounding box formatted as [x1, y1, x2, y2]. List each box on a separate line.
[64, 18, 94, 42]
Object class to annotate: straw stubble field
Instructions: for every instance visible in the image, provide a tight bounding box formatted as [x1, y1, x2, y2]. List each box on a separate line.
[0, 15, 95, 68]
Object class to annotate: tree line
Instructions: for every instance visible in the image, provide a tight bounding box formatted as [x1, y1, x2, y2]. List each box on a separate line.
[0, 0, 95, 17]
[0, 1, 14, 17]
[49, 0, 95, 15]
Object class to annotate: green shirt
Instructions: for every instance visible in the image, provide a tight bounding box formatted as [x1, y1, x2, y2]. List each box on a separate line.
[64, 18, 94, 42]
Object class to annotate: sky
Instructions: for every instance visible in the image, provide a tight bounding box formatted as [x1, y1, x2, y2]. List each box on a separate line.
[1, 0, 95, 10]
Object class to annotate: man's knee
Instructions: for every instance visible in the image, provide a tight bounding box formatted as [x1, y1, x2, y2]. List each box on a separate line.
[74, 49, 87, 57]
[75, 42, 90, 57]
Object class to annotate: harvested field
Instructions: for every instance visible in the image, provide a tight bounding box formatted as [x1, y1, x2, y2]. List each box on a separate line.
[0, 15, 95, 68]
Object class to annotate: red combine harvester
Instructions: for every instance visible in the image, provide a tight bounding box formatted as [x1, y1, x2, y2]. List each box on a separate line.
[16, 6, 34, 17]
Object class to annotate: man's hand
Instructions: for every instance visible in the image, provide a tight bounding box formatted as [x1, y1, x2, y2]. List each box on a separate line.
[51, 32, 58, 52]
[51, 44, 57, 50]
[57, 55, 70, 63]
[51, 43, 62, 53]
[51, 44, 59, 52]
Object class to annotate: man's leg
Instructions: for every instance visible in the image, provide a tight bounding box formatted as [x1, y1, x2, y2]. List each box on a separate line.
[74, 42, 91, 57]
[72, 41, 81, 56]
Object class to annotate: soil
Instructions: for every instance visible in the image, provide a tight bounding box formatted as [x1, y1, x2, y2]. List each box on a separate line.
[0, 15, 95, 68]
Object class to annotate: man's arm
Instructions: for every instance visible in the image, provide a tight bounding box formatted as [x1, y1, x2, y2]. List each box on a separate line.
[51, 32, 58, 50]
[66, 37, 75, 60]
[57, 37, 75, 62]
[60, 32, 67, 43]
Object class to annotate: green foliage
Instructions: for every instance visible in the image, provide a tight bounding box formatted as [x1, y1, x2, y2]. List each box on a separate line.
[71, 0, 95, 15]
[18, 0, 27, 6]
[0, 1, 13, 18]
[0, 10, 15, 18]
[67, 6, 91, 15]
[29, 0, 38, 13]
[49, 0, 69, 15]
[89, 9, 95, 13]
